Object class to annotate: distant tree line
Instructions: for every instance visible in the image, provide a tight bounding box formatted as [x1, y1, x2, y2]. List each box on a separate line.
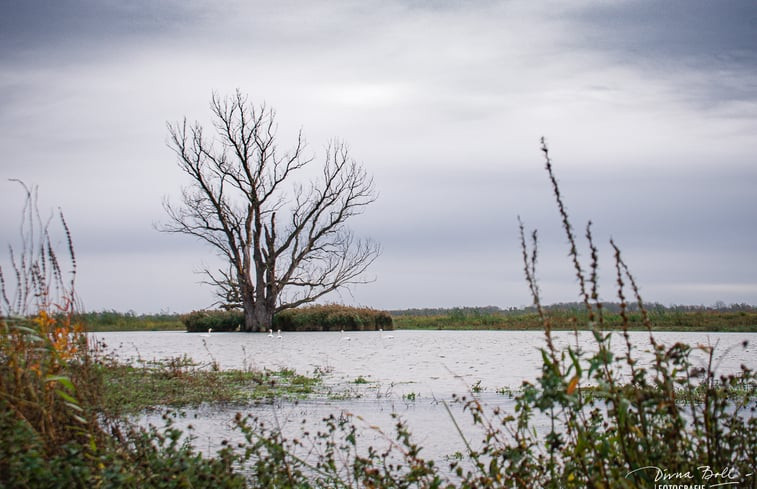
[389, 302, 757, 317]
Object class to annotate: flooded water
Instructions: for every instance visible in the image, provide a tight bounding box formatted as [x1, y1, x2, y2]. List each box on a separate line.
[94, 329, 755, 461]
[93, 329, 754, 398]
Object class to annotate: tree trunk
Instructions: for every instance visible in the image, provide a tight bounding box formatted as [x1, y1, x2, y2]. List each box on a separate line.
[243, 299, 274, 332]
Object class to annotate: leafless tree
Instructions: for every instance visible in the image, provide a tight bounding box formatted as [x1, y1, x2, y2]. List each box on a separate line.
[161, 91, 380, 332]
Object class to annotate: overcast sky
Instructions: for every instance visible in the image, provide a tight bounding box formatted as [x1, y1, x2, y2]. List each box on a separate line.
[1, 0, 756, 313]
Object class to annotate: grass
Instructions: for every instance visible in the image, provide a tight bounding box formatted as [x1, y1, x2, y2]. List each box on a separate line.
[393, 308, 757, 331]
[78, 311, 184, 332]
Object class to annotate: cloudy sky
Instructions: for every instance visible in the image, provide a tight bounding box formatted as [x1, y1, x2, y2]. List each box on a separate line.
[1, 0, 756, 313]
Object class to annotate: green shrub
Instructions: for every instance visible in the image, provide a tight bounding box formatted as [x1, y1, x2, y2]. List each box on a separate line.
[273, 304, 394, 331]
[181, 309, 244, 332]
[0, 406, 246, 489]
[181, 305, 392, 332]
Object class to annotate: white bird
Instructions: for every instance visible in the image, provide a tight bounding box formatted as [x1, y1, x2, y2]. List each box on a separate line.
[277, 329, 283, 339]
[267, 329, 274, 338]
[340, 329, 351, 341]
[201, 328, 213, 337]
[379, 328, 394, 339]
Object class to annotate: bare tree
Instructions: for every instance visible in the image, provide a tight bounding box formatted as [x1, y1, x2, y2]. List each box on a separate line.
[161, 91, 380, 332]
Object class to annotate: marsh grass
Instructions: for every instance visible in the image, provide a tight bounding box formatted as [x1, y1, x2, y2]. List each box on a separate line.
[77, 311, 184, 332]
[393, 308, 757, 331]
[0, 182, 102, 454]
[99, 358, 320, 415]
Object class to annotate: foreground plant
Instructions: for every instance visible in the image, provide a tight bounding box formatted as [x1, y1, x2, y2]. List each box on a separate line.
[443, 140, 756, 488]
[0, 183, 244, 488]
[0, 182, 101, 455]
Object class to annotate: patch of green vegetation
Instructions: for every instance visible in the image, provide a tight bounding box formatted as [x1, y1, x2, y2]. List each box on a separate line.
[392, 307, 757, 332]
[402, 391, 417, 401]
[99, 359, 320, 414]
[181, 304, 394, 332]
[353, 375, 370, 384]
[180, 309, 245, 332]
[274, 304, 393, 332]
[77, 310, 184, 332]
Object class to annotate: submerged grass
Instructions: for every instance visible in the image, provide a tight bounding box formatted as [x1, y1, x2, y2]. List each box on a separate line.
[99, 359, 321, 415]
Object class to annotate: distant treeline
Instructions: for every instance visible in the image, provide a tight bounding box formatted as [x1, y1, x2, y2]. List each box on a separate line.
[392, 302, 757, 331]
[390, 302, 757, 316]
[75, 310, 184, 332]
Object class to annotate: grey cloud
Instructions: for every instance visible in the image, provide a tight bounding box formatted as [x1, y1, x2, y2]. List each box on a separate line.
[565, 0, 757, 109]
[0, 0, 188, 62]
[568, 0, 757, 59]
[1, 0, 756, 311]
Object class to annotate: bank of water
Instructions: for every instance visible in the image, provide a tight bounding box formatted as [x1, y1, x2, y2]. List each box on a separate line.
[96, 330, 755, 459]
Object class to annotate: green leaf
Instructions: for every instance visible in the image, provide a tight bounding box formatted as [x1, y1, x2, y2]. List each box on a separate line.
[55, 389, 79, 405]
[64, 401, 83, 413]
[46, 375, 75, 393]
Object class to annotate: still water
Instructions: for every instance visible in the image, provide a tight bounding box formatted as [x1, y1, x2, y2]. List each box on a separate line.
[93, 329, 755, 460]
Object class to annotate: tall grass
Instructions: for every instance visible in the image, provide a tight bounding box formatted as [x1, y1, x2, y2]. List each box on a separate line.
[0, 182, 101, 455]
[0, 183, 247, 488]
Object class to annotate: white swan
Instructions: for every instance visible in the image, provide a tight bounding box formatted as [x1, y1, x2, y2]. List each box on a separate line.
[200, 328, 213, 337]
[277, 329, 282, 339]
[267, 329, 274, 338]
[340, 329, 351, 341]
[379, 328, 394, 339]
